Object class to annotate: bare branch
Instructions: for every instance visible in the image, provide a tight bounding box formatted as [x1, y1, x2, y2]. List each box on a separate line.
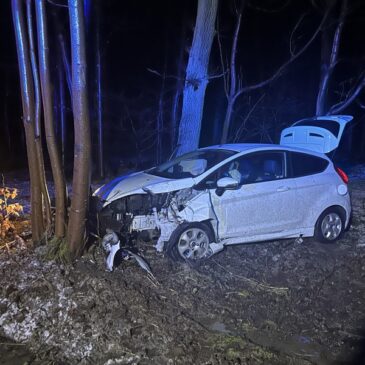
[233, 93, 265, 142]
[328, 75, 365, 114]
[356, 98, 365, 109]
[217, 16, 229, 98]
[329, 0, 347, 67]
[47, 0, 68, 8]
[147, 68, 180, 80]
[233, 7, 330, 100]
[289, 13, 308, 57]
[207, 70, 228, 80]
[248, 0, 290, 13]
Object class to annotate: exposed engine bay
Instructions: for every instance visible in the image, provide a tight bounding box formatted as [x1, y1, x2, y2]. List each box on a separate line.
[92, 188, 205, 252]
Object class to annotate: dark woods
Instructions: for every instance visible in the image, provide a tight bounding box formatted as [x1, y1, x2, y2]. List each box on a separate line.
[2, 0, 365, 176]
[2, 0, 365, 254]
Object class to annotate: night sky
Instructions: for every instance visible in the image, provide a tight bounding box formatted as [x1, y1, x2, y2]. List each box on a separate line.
[1, 0, 365, 174]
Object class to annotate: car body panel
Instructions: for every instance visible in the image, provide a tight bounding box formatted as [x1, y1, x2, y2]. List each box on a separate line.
[292, 168, 351, 230]
[94, 171, 194, 207]
[280, 115, 352, 153]
[211, 178, 298, 238]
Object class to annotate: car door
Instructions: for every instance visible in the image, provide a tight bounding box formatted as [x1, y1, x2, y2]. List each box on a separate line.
[207, 151, 299, 239]
[280, 115, 352, 154]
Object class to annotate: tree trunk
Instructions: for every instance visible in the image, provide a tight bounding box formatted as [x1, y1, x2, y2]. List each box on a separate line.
[176, 0, 218, 155]
[58, 54, 66, 168]
[12, 0, 44, 243]
[35, 0, 67, 239]
[220, 3, 243, 143]
[26, 0, 52, 234]
[316, 0, 347, 115]
[170, 9, 187, 154]
[51, 9, 72, 100]
[67, 0, 92, 257]
[95, 0, 104, 178]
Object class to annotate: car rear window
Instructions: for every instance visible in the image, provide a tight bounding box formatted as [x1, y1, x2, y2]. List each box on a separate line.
[293, 119, 340, 137]
[290, 152, 329, 177]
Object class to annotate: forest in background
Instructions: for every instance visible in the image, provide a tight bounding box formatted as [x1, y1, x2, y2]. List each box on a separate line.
[1, 0, 365, 177]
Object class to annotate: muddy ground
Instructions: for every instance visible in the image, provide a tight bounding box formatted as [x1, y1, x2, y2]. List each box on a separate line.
[1, 173, 365, 364]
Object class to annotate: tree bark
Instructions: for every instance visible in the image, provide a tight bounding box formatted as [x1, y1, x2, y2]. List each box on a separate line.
[176, 0, 218, 155]
[12, 0, 44, 242]
[35, 0, 67, 238]
[58, 53, 66, 168]
[26, 0, 52, 234]
[95, 0, 104, 178]
[220, 2, 244, 144]
[67, 0, 91, 257]
[316, 0, 347, 115]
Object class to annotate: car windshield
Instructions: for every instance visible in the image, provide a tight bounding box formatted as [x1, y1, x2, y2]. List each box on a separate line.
[147, 149, 237, 179]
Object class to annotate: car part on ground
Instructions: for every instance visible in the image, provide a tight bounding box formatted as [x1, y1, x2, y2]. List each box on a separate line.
[101, 229, 153, 274]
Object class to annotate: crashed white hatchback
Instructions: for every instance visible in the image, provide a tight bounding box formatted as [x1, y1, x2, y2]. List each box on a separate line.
[90, 115, 352, 263]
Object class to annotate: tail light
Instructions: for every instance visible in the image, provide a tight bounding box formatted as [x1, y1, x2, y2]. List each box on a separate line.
[335, 167, 349, 184]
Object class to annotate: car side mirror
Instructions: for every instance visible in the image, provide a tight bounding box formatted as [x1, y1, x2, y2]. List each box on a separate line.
[216, 177, 239, 196]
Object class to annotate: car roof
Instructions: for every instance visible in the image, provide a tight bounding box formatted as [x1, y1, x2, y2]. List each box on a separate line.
[201, 143, 275, 152]
[200, 143, 330, 160]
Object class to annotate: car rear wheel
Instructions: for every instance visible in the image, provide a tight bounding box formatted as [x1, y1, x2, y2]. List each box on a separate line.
[315, 207, 345, 243]
[166, 222, 214, 264]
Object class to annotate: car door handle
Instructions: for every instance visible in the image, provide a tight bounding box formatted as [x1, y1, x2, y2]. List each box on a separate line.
[277, 186, 290, 192]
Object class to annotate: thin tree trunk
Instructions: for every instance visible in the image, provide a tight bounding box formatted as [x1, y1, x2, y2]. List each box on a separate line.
[51, 9, 72, 100]
[156, 73, 165, 164]
[316, 0, 347, 115]
[35, 0, 67, 239]
[95, 0, 104, 178]
[59, 33, 72, 98]
[26, 0, 52, 233]
[12, 0, 44, 242]
[176, 0, 218, 155]
[170, 9, 187, 153]
[67, 0, 91, 257]
[58, 54, 66, 168]
[221, 2, 244, 143]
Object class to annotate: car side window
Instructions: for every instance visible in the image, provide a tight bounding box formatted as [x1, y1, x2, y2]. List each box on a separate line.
[197, 151, 286, 189]
[290, 152, 329, 177]
[245, 152, 286, 183]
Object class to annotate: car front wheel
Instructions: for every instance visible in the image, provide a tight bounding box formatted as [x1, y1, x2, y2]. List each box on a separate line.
[166, 222, 214, 263]
[315, 207, 345, 243]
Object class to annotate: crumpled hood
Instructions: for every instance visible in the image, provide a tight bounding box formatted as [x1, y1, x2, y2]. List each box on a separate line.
[93, 171, 195, 206]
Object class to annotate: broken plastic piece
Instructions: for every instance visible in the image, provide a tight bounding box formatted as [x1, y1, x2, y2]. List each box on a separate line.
[101, 230, 154, 275]
[205, 242, 224, 258]
[294, 236, 303, 245]
[105, 240, 121, 272]
[125, 249, 154, 277]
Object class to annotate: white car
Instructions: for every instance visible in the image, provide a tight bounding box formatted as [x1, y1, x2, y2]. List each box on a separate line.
[91, 115, 352, 263]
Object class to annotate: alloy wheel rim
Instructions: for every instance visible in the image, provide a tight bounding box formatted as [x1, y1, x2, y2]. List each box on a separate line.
[177, 228, 209, 260]
[321, 213, 342, 240]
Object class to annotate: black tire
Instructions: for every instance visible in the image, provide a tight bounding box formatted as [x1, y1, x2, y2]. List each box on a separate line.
[314, 207, 345, 243]
[166, 222, 214, 263]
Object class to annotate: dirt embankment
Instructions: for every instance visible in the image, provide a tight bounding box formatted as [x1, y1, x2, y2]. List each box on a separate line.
[1, 179, 365, 364]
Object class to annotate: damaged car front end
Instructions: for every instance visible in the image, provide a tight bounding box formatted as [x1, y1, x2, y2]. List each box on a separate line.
[89, 149, 237, 262]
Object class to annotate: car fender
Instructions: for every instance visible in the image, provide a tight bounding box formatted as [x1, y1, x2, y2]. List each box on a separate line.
[178, 190, 217, 226]
[301, 179, 349, 229]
